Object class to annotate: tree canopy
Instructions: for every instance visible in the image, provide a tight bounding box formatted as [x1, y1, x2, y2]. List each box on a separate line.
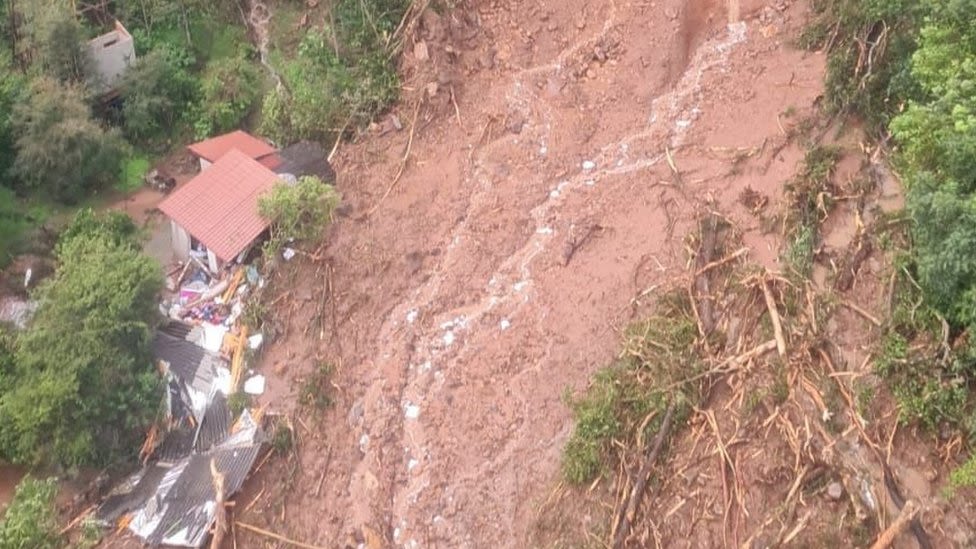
[11, 79, 124, 203]
[0, 210, 162, 468]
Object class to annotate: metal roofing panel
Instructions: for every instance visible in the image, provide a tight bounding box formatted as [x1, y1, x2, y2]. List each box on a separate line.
[158, 150, 280, 261]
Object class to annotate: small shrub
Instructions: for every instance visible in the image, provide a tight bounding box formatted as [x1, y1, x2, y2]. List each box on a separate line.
[258, 176, 341, 253]
[299, 362, 336, 412]
[947, 455, 976, 496]
[0, 476, 60, 549]
[227, 392, 251, 418]
[271, 422, 294, 455]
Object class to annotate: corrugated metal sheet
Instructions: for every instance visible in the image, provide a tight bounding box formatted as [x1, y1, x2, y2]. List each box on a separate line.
[145, 445, 262, 547]
[158, 150, 280, 261]
[187, 131, 277, 163]
[96, 464, 169, 523]
[194, 393, 231, 453]
[158, 321, 194, 340]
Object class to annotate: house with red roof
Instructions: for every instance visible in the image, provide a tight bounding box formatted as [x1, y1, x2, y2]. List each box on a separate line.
[159, 149, 280, 272]
[160, 131, 336, 271]
[187, 130, 280, 172]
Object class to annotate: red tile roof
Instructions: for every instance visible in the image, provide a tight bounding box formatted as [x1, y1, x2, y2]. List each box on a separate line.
[159, 149, 280, 262]
[187, 130, 278, 163]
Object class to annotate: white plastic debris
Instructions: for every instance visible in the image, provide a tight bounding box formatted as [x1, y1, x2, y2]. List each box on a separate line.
[584, 179, 596, 186]
[359, 433, 370, 452]
[405, 404, 421, 419]
[201, 323, 228, 352]
[243, 375, 266, 395]
[500, 319, 511, 330]
[549, 189, 560, 198]
[406, 309, 418, 323]
[408, 458, 419, 471]
[282, 247, 296, 261]
[582, 160, 596, 171]
[536, 227, 553, 235]
[247, 333, 264, 350]
[442, 331, 455, 346]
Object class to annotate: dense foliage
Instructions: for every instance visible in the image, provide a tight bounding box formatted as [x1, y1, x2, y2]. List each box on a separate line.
[808, 0, 976, 484]
[0, 210, 162, 468]
[11, 79, 125, 203]
[193, 52, 263, 139]
[120, 50, 198, 143]
[31, 5, 93, 84]
[0, 476, 60, 549]
[261, 0, 408, 143]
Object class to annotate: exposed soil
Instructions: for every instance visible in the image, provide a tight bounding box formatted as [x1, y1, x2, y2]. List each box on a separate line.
[226, 0, 888, 547]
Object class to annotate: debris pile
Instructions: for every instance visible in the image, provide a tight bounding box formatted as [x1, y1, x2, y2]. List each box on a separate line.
[96, 261, 270, 548]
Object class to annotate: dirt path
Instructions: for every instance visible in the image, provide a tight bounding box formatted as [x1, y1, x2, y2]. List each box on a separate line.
[242, 0, 830, 546]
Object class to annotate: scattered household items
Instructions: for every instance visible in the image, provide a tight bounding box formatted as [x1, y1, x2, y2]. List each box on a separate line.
[159, 149, 281, 273]
[87, 20, 135, 97]
[145, 168, 177, 193]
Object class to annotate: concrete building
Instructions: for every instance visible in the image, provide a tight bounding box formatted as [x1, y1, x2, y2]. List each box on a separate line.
[88, 20, 135, 95]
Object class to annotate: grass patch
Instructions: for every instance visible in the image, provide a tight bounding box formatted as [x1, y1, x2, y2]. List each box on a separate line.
[117, 153, 150, 193]
[562, 292, 701, 485]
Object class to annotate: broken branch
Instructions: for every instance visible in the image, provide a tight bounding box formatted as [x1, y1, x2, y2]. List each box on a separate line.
[235, 521, 328, 549]
[869, 500, 919, 549]
[761, 276, 787, 357]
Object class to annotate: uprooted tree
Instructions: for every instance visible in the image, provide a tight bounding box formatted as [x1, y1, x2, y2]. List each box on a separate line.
[0, 210, 163, 468]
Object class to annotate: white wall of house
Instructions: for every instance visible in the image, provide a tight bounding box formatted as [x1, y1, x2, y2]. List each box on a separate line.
[88, 21, 135, 94]
[170, 220, 191, 262]
[199, 158, 212, 171]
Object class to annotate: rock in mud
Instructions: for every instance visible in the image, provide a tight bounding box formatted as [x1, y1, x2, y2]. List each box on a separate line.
[827, 482, 844, 501]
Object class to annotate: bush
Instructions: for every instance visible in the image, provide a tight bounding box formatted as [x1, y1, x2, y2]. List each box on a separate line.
[0, 210, 163, 467]
[0, 476, 60, 549]
[258, 176, 341, 251]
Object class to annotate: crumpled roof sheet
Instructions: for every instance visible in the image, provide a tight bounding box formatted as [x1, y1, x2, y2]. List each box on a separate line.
[158, 149, 281, 262]
[97, 410, 265, 548]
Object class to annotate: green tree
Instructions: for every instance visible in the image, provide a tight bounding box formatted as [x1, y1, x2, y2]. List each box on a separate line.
[889, 0, 976, 329]
[0, 51, 26, 186]
[0, 210, 162, 468]
[120, 50, 199, 143]
[0, 476, 60, 549]
[31, 5, 92, 84]
[11, 78, 124, 203]
[194, 53, 262, 139]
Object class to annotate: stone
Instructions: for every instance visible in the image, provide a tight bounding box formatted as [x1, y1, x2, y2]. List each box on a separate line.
[827, 482, 844, 501]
